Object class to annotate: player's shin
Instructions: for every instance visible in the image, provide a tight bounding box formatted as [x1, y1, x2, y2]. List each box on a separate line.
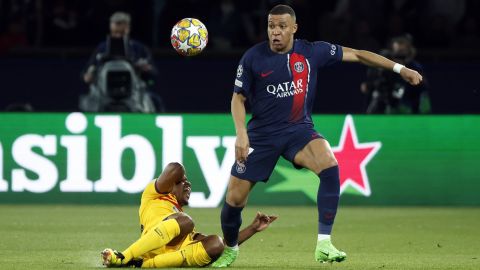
[122, 219, 181, 263]
[317, 165, 340, 237]
[315, 165, 346, 262]
[220, 202, 243, 247]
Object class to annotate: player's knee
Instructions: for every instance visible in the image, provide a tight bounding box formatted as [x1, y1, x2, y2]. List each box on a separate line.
[226, 196, 246, 207]
[201, 235, 224, 260]
[326, 157, 338, 168]
[318, 156, 338, 172]
[175, 213, 195, 234]
[225, 176, 253, 207]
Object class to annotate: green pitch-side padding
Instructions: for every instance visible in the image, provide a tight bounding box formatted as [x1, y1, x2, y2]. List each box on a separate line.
[0, 113, 479, 206]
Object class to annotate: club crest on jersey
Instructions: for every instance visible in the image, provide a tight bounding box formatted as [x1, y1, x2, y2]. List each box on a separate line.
[236, 65, 243, 78]
[330, 44, 337, 56]
[294, 62, 304, 73]
[236, 161, 246, 174]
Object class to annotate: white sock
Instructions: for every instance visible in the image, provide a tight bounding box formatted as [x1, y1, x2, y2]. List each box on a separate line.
[227, 244, 239, 250]
[317, 234, 331, 241]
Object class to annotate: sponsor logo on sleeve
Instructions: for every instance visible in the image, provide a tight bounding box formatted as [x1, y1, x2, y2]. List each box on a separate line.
[235, 79, 243, 88]
[236, 65, 243, 78]
[330, 45, 337, 56]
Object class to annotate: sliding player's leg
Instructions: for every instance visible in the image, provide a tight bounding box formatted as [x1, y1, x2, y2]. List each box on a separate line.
[101, 213, 194, 267]
[142, 235, 224, 268]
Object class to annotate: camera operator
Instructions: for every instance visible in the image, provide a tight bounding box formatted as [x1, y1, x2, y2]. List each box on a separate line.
[81, 12, 163, 112]
[83, 12, 156, 86]
[361, 35, 429, 114]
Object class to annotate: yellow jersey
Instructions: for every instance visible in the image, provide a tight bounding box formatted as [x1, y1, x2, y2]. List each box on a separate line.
[138, 180, 195, 258]
[139, 180, 183, 234]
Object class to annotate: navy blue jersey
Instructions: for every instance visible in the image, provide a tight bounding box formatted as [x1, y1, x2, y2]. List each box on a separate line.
[233, 39, 343, 134]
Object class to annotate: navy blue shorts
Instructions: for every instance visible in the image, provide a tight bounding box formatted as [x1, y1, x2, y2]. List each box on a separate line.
[231, 127, 324, 182]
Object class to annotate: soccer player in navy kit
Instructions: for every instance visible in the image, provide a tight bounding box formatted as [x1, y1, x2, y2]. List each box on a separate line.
[212, 5, 423, 267]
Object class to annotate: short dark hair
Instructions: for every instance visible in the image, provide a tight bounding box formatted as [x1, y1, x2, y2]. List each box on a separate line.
[269, 4, 296, 19]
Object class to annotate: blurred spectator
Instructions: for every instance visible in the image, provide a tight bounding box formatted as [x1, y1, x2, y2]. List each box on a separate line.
[385, 13, 406, 41]
[0, 18, 27, 55]
[420, 0, 466, 48]
[235, 0, 262, 45]
[426, 0, 466, 27]
[425, 14, 453, 49]
[151, 0, 167, 48]
[317, 14, 351, 46]
[289, 0, 319, 41]
[208, 0, 245, 50]
[390, 0, 418, 15]
[455, 16, 480, 49]
[5, 102, 34, 112]
[44, 0, 78, 46]
[1, 0, 479, 52]
[351, 19, 380, 51]
[333, 0, 387, 30]
[360, 35, 430, 114]
[387, 1, 423, 40]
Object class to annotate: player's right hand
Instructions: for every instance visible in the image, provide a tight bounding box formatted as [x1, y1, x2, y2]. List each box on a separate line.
[235, 131, 250, 163]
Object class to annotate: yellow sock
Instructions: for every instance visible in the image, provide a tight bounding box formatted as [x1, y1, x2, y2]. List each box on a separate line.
[141, 250, 185, 268]
[122, 219, 180, 262]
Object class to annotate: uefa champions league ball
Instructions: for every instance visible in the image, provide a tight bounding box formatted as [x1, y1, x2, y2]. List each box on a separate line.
[170, 18, 208, 56]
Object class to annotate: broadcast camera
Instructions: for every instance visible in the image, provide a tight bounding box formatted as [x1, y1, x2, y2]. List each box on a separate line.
[79, 36, 156, 112]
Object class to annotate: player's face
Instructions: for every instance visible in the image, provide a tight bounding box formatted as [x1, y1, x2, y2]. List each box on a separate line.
[267, 14, 297, 53]
[172, 175, 191, 206]
[110, 22, 130, 38]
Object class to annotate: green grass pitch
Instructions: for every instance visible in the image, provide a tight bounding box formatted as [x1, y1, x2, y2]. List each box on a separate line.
[0, 205, 479, 269]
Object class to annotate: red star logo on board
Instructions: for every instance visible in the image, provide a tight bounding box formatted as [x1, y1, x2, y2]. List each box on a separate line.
[332, 115, 381, 196]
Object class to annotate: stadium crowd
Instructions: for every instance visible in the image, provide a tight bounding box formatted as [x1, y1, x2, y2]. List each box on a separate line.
[1, 0, 479, 54]
[0, 0, 478, 114]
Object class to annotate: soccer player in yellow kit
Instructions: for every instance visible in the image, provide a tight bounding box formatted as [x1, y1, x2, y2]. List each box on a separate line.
[101, 162, 277, 268]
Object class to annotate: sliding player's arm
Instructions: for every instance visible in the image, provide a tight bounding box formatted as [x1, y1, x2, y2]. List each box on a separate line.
[342, 47, 423, 86]
[231, 92, 249, 162]
[238, 212, 278, 245]
[193, 212, 278, 244]
[154, 162, 185, 194]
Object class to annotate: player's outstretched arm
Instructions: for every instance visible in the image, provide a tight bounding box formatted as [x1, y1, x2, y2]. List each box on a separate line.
[342, 47, 423, 86]
[192, 213, 277, 244]
[154, 162, 185, 193]
[231, 92, 250, 163]
[238, 212, 278, 245]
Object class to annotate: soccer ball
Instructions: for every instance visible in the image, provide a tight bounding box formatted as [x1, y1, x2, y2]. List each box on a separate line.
[170, 18, 208, 56]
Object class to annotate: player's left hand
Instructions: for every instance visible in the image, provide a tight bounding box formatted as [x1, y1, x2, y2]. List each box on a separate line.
[400, 67, 423, 86]
[251, 211, 278, 232]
